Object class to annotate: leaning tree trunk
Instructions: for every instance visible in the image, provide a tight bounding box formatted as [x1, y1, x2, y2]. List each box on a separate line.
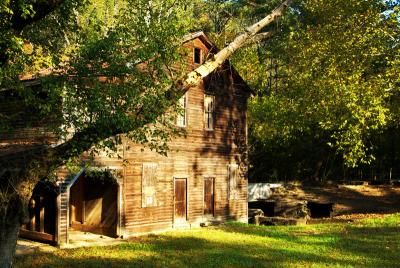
[183, 0, 292, 88]
[0, 194, 28, 268]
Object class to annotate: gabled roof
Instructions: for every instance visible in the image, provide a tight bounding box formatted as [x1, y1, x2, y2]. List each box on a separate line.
[183, 31, 253, 95]
[182, 31, 214, 50]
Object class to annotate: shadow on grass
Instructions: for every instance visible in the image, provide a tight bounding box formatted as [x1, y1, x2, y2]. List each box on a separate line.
[15, 231, 396, 268]
[15, 215, 400, 268]
[220, 220, 400, 267]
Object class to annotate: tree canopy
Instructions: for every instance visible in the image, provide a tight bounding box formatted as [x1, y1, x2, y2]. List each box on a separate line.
[192, 0, 399, 179]
[210, 0, 400, 180]
[1, 0, 201, 176]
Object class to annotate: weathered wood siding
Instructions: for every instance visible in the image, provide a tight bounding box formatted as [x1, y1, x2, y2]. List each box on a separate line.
[57, 36, 250, 237]
[114, 37, 249, 234]
[0, 83, 58, 148]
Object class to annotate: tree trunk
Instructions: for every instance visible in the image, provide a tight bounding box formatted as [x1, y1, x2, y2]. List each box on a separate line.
[312, 159, 324, 181]
[0, 195, 26, 268]
[0, 215, 20, 268]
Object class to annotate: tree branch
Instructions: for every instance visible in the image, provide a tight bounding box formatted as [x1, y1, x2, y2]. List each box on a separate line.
[243, 31, 275, 47]
[10, 0, 67, 32]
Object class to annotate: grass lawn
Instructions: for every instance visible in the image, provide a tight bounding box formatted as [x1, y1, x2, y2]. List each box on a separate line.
[15, 213, 400, 268]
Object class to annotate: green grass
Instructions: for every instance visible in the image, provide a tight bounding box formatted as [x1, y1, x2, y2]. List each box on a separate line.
[15, 214, 400, 268]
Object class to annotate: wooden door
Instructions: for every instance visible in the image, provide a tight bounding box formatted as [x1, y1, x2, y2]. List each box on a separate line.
[204, 178, 214, 216]
[174, 179, 187, 223]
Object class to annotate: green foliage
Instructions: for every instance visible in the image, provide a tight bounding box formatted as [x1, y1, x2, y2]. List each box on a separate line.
[236, 0, 400, 168]
[1, 0, 196, 160]
[84, 169, 119, 185]
[60, 0, 193, 154]
[0, 1, 84, 84]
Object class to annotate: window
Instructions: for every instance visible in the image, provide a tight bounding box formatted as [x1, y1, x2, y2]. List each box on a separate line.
[204, 94, 214, 130]
[228, 164, 239, 200]
[142, 163, 158, 207]
[194, 47, 201, 64]
[176, 92, 187, 127]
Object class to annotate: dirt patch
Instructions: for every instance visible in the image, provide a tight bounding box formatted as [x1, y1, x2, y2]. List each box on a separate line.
[269, 184, 400, 220]
[307, 213, 395, 224]
[16, 239, 56, 256]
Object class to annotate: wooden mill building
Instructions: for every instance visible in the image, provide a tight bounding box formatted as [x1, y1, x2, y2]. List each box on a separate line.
[0, 32, 250, 246]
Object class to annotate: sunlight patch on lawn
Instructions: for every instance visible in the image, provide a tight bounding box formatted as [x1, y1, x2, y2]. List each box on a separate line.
[15, 213, 400, 268]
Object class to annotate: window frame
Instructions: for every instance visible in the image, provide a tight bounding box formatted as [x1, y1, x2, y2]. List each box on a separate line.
[204, 94, 215, 131]
[228, 164, 239, 200]
[193, 47, 202, 64]
[176, 92, 188, 128]
[142, 163, 158, 208]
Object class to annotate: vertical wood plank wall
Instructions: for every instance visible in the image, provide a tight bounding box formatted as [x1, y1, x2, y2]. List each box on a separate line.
[119, 37, 249, 234]
[56, 37, 249, 238]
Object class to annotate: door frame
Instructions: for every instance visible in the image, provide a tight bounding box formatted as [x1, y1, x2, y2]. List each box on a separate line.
[203, 176, 216, 219]
[173, 177, 188, 225]
[64, 168, 123, 243]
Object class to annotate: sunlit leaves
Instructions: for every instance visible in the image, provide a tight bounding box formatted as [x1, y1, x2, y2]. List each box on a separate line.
[241, 0, 400, 167]
[1, 0, 195, 160]
[53, 0, 194, 155]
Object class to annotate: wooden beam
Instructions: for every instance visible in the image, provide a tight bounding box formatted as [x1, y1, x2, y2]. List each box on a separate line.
[29, 198, 36, 231]
[82, 200, 86, 224]
[19, 229, 54, 243]
[39, 197, 45, 233]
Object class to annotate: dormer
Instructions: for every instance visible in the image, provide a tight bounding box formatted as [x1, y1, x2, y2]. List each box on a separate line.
[193, 47, 202, 64]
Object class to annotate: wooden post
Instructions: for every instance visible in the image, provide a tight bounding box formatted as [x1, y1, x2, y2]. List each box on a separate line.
[40, 196, 45, 233]
[82, 200, 86, 223]
[29, 199, 36, 231]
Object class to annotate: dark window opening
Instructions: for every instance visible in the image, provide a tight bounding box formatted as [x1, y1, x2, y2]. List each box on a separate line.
[204, 94, 214, 130]
[176, 92, 187, 127]
[194, 47, 201, 64]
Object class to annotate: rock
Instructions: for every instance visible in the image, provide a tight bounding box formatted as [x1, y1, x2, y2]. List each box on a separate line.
[255, 216, 307, 226]
[248, 208, 264, 224]
[249, 208, 264, 218]
[275, 201, 309, 219]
